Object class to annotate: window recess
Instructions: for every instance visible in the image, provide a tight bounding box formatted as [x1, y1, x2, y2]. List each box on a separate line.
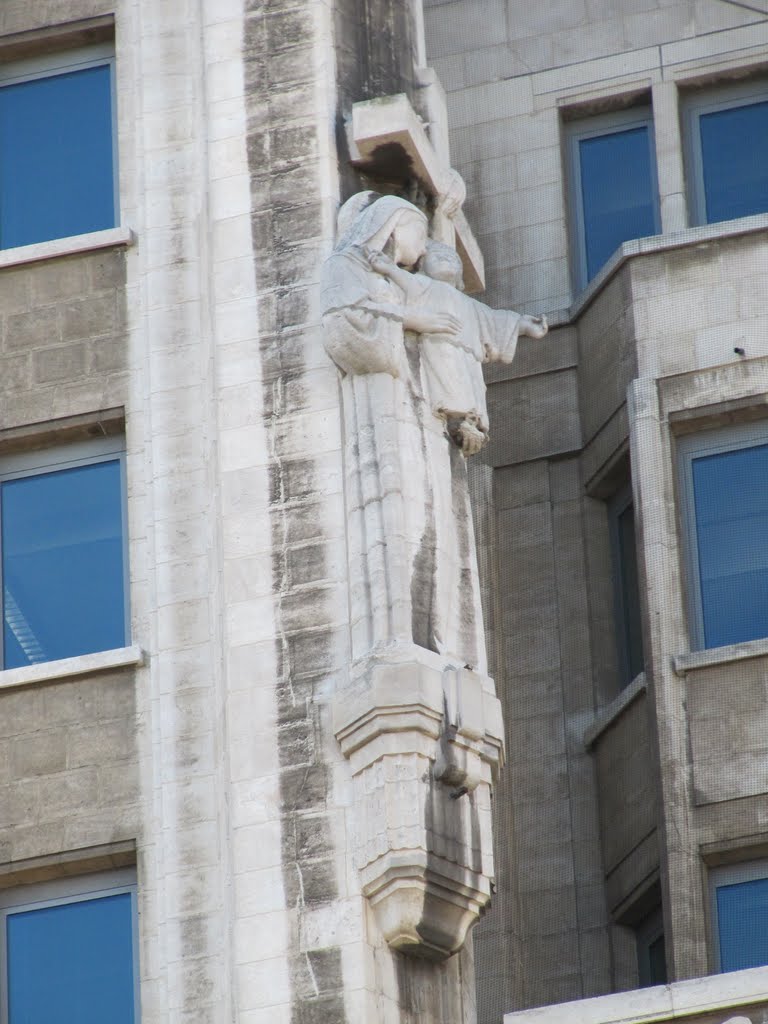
[0, 868, 139, 1024]
[683, 80, 768, 228]
[678, 421, 768, 651]
[0, 44, 117, 250]
[709, 859, 768, 973]
[0, 436, 129, 670]
[608, 485, 645, 689]
[564, 106, 661, 291]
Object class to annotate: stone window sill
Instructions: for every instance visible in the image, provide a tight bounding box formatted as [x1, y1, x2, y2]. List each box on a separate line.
[0, 645, 144, 692]
[584, 672, 646, 749]
[673, 636, 768, 676]
[0, 225, 134, 271]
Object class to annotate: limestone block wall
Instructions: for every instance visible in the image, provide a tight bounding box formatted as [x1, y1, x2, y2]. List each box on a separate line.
[425, 0, 768, 1019]
[0, 1, 510, 1021]
[0, 249, 128, 426]
[686, 655, 768, 806]
[630, 227, 768, 379]
[425, 0, 768, 316]
[576, 268, 637, 452]
[0, 671, 139, 868]
[0, 0, 137, 941]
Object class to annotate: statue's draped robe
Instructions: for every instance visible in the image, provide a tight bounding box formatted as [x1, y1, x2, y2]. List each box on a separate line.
[322, 229, 525, 672]
[323, 199, 512, 966]
[404, 273, 522, 433]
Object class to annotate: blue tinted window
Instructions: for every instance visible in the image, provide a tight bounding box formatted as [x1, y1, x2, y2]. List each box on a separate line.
[578, 125, 657, 281]
[699, 100, 768, 223]
[691, 442, 768, 649]
[0, 63, 115, 249]
[7, 893, 135, 1023]
[717, 876, 768, 972]
[1, 458, 126, 668]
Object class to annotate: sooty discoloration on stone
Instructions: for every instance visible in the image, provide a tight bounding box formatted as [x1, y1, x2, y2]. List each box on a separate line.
[334, 0, 421, 198]
[412, 516, 438, 652]
[450, 443, 479, 671]
[244, 4, 347, 1023]
[391, 772, 481, 1021]
[244, 0, 461, 1018]
[394, 941, 474, 1024]
[352, 140, 416, 186]
[405, 339, 439, 652]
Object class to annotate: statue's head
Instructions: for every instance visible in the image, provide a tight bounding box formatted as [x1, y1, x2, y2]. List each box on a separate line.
[421, 240, 464, 290]
[335, 194, 428, 268]
[389, 210, 428, 269]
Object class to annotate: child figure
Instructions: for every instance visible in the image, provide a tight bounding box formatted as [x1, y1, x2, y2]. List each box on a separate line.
[367, 240, 547, 455]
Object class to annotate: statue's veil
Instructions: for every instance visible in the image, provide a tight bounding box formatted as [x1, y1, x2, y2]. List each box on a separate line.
[334, 193, 427, 253]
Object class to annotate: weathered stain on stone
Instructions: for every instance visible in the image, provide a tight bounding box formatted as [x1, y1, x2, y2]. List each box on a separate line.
[395, 946, 473, 1024]
[450, 443, 479, 671]
[352, 139, 416, 186]
[0, 248, 128, 424]
[411, 515, 438, 651]
[284, 858, 338, 907]
[244, 3, 348, 1022]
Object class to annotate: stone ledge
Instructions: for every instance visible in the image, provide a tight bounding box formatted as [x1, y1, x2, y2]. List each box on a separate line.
[547, 212, 768, 328]
[0, 225, 135, 271]
[0, 645, 144, 692]
[0, 841, 136, 889]
[503, 964, 768, 1024]
[584, 672, 646, 749]
[673, 637, 768, 676]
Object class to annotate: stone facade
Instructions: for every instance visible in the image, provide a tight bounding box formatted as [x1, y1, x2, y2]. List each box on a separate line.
[424, 2, 768, 1023]
[0, 1, 766, 1024]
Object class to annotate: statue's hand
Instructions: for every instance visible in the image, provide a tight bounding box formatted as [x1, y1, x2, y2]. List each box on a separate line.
[404, 309, 461, 335]
[456, 419, 487, 457]
[365, 247, 397, 276]
[520, 313, 548, 340]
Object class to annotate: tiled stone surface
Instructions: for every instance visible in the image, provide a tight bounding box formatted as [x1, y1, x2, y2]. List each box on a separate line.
[0, 671, 139, 864]
[0, 250, 127, 426]
[687, 654, 768, 805]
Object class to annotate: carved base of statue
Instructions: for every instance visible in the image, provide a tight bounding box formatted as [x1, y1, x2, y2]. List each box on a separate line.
[334, 643, 504, 960]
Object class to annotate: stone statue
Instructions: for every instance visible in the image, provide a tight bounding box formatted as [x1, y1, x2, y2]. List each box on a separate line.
[322, 195, 457, 379]
[323, 195, 546, 453]
[322, 189, 546, 959]
[366, 239, 547, 454]
[321, 191, 547, 667]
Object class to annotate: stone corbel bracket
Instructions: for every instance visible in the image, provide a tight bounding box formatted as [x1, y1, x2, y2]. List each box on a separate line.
[348, 93, 486, 294]
[334, 644, 504, 960]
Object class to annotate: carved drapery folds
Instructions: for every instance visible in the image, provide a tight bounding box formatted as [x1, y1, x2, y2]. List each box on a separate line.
[323, 166, 546, 959]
